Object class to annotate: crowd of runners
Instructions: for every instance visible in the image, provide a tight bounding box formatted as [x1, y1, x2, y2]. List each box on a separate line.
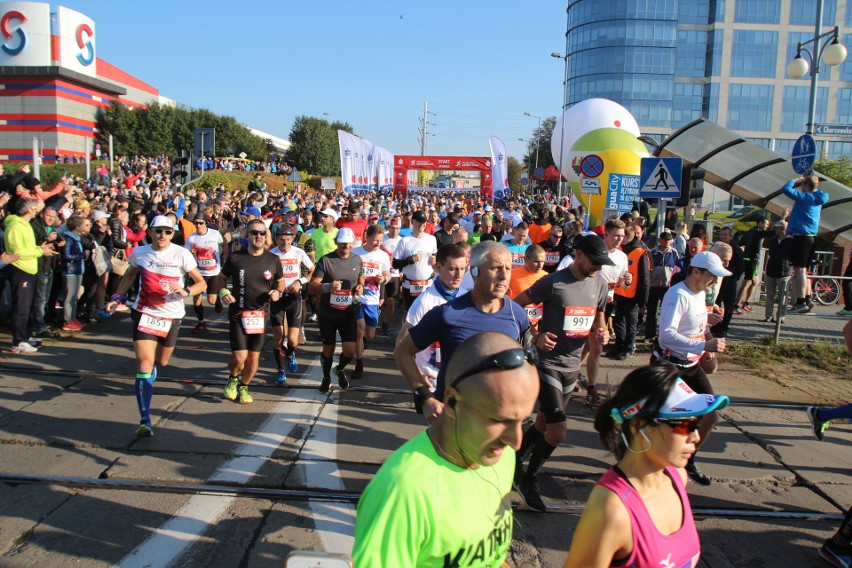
[1, 156, 850, 567]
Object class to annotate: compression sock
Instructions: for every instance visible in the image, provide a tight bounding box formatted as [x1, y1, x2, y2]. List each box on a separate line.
[362, 339, 370, 352]
[817, 403, 852, 422]
[834, 506, 852, 546]
[355, 358, 364, 372]
[134, 370, 156, 424]
[285, 343, 296, 358]
[194, 304, 204, 321]
[336, 355, 352, 372]
[525, 439, 557, 479]
[518, 426, 545, 463]
[321, 355, 333, 378]
[273, 348, 284, 371]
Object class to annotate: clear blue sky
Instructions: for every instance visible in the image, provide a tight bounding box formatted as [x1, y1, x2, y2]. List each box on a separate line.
[65, 0, 566, 163]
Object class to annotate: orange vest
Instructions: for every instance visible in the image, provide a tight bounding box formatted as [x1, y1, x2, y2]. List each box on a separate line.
[615, 247, 648, 300]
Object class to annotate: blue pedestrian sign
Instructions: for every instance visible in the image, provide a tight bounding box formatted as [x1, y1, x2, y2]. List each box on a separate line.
[639, 157, 682, 199]
[791, 134, 816, 175]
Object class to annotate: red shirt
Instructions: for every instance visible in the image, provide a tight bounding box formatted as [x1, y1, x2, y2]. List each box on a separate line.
[336, 217, 368, 244]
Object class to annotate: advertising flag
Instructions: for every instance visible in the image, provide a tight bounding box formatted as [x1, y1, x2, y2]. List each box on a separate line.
[338, 130, 359, 193]
[489, 136, 509, 203]
[374, 146, 394, 191]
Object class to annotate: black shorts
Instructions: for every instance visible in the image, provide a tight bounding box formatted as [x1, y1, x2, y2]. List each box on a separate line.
[385, 277, 401, 299]
[789, 235, 814, 268]
[538, 368, 580, 424]
[649, 356, 714, 396]
[131, 309, 181, 348]
[743, 260, 759, 280]
[604, 301, 616, 319]
[202, 275, 219, 296]
[270, 293, 303, 327]
[229, 312, 267, 352]
[318, 315, 358, 345]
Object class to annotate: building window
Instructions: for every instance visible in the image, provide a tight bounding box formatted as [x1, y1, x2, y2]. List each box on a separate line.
[731, 30, 778, 77]
[748, 138, 772, 148]
[734, 0, 780, 23]
[781, 85, 828, 132]
[827, 141, 852, 159]
[673, 82, 704, 125]
[676, 30, 708, 77]
[707, 29, 724, 76]
[680, 0, 710, 23]
[727, 84, 774, 131]
[774, 139, 795, 156]
[712, 0, 726, 23]
[704, 83, 720, 123]
[836, 88, 852, 123]
[790, 0, 837, 26]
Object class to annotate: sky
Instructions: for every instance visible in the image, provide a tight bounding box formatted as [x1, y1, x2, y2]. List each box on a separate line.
[62, 0, 567, 163]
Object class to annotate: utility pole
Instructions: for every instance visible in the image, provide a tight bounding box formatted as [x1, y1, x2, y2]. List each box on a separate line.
[421, 100, 429, 156]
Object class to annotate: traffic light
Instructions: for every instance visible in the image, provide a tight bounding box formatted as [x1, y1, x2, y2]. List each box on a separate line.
[675, 166, 706, 207]
[171, 156, 189, 187]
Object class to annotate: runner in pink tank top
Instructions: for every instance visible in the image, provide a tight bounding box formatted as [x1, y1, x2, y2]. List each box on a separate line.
[562, 365, 729, 568]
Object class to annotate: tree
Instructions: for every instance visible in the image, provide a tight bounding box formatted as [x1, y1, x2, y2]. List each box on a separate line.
[507, 156, 523, 192]
[284, 116, 354, 176]
[814, 156, 852, 186]
[522, 116, 557, 172]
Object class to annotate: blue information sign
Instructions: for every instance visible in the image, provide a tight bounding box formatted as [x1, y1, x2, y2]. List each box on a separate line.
[607, 174, 641, 213]
[791, 134, 816, 175]
[639, 157, 682, 199]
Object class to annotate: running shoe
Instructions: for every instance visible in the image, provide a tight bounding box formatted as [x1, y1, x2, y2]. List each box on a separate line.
[807, 406, 828, 441]
[299, 330, 307, 343]
[115, 303, 130, 313]
[94, 308, 113, 319]
[733, 307, 744, 315]
[514, 478, 547, 512]
[837, 309, 852, 316]
[224, 376, 239, 401]
[275, 370, 287, 385]
[136, 421, 153, 438]
[308, 314, 318, 323]
[742, 304, 753, 312]
[10, 341, 38, 354]
[237, 385, 253, 405]
[820, 538, 852, 568]
[287, 352, 298, 373]
[336, 368, 350, 390]
[686, 459, 712, 486]
[381, 322, 390, 336]
[318, 377, 331, 394]
[351, 362, 363, 381]
[33, 328, 60, 339]
[62, 320, 84, 331]
[191, 321, 207, 334]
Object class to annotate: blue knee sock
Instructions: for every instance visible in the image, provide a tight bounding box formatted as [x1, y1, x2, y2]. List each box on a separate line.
[135, 366, 157, 423]
[818, 403, 852, 422]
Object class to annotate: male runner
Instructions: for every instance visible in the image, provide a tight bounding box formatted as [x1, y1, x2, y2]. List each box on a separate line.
[184, 211, 224, 333]
[311, 208, 339, 261]
[352, 224, 391, 380]
[380, 216, 403, 336]
[393, 211, 438, 309]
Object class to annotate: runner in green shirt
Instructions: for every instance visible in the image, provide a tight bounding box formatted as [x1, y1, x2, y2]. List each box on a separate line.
[311, 207, 339, 261]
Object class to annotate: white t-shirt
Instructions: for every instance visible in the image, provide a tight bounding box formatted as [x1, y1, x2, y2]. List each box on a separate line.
[658, 281, 707, 364]
[405, 282, 469, 382]
[394, 233, 438, 288]
[597, 248, 628, 303]
[556, 254, 575, 271]
[185, 230, 224, 277]
[382, 234, 403, 278]
[353, 245, 391, 305]
[269, 245, 314, 288]
[129, 244, 198, 319]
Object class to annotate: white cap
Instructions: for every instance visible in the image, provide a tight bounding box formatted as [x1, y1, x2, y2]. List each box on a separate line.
[150, 215, 175, 229]
[691, 251, 732, 277]
[320, 208, 340, 222]
[612, 378, 730, 423]
[91, 210, 109, 222]
[336, 227, 355, 244]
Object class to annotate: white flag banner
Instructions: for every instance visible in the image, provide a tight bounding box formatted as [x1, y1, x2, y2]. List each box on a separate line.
[338, 130, 359, 193]
[374, 146, 395, 191]
[489, 136, 509, 203]
[361, 137, 376, 193]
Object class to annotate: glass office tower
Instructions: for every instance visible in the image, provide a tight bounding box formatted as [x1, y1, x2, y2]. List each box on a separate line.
[565, 0, 852, 159]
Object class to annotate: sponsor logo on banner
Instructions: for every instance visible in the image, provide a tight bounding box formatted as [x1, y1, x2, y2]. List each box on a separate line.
[75, 23, 93, 65]
[1, 10, 26, 55]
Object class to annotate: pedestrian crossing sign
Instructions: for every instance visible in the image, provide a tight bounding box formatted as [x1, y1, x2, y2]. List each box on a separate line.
[639, 157, 682, 199]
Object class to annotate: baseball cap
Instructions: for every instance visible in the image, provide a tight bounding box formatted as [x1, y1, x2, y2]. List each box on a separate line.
[320, 208, 339, 221]
[91, 210, 109, 222]
[336, 227, 355, 244]
[659, 231, 673, 240]
[242, 206, 262, 217]
[389, 216, 402, 227]
[774, 220, 787, 229]
[412, 211, 427, 223]
[193, 212, 207, 222]
[691, 251, 732, 277]
[572, 234, 615, 266]
[612, 378, 730, 423]
[150, 215, 175, 229]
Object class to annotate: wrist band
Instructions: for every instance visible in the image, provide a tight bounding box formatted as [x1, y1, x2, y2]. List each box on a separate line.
[184, 286, 191, 296]
[219, 288, 231, 298]
[110, 293, 126, 304]
[413, 386, 435, 414]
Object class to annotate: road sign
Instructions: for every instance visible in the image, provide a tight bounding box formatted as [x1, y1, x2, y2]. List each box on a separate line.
[607, 173, 641, 213]
[639, 157, 682, 199]
[581, 178, 600, 194]
[792, 134, 816, 174]
[815, 123, 852, 137]
[580, 155, 604, 178]
[533, 166, 545, 179]
[520, 173, 529, 187]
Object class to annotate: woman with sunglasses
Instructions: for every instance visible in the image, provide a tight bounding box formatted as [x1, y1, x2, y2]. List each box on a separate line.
[106, 215, 206, 438]
[562, 365, 729, 568]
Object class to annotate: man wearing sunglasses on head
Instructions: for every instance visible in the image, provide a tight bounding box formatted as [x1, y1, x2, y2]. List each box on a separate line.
[512, 234, 612, 512]
[184, 212, 225, 334]
[354, 332, 539, 568]
[106, 215, 206, 438]
[217, 219, 285, 405]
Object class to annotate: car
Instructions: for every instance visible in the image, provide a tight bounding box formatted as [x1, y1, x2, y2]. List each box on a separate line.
[711, 206, 780, 243]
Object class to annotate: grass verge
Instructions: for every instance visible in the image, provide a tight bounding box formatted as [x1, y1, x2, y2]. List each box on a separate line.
[724, 337, 851, 378]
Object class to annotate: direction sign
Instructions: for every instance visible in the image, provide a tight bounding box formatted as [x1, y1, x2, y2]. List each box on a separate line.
[580, 154, 604, 178]
[815, 123, 852, 137]
[639, 157, 682, 199]
[581, 178, 601, 194]
[791, 134, 816, 175]
[533, 166, 545, 179]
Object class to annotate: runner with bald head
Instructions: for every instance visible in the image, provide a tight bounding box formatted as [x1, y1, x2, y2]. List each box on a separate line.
[354, 332, 539, 568]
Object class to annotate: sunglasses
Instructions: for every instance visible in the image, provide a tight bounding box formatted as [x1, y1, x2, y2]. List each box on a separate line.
[656, 418, 701, 436]
[277, 232, 294, 237]
[153, 229, 173, 235]
[194, 221, 206, 225]
[451, 346, 538, 389]
[249, 230, 267, 236]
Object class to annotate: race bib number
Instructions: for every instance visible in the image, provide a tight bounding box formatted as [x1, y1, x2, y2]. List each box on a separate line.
[330, 290, 353, 310]
[280, 258, 300, 279]
[511, 253, 525, 267]
[563, 306, 596, 338]
[688, 333, 705, 362]
[525, 303, 543, 325]
[606, 283, 616, 303]
[545, 252, 560, 265]
[362, 262, 381, 278]
[137, 313, 173, 338]
[197, 258, 217, 269]
[409, 280, 429, 296]
[241, 310, 265, 334]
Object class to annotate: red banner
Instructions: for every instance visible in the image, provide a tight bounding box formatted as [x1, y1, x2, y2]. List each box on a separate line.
[393, 155, 492, 201]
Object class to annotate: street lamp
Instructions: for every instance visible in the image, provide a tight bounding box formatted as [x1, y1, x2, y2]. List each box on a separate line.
[523, 112, 541, 171]
[551, 50, 569, 197]
[786, 0, 847, 135]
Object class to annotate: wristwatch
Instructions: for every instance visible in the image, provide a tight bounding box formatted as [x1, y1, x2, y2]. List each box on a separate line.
[413, 386, 435, 414]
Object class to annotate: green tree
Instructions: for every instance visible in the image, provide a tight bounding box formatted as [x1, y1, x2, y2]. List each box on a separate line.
[814, 156, 852, 186]
[285, 116, 354, 176]
[507, 156, 523, 192]
[522, 116, 557, 172]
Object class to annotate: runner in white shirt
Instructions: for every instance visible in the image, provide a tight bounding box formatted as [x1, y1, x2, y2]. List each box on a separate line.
[269, 224, 315, 384]
[184, 212, 225, 334]
[352, 224, 392, 380]
[392, 211, 438, 309]
[380, 217, 404, 336]
[106, 215, 205, 438]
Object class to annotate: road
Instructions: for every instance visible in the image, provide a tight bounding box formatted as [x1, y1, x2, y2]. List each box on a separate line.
[1, 306, 851, 567]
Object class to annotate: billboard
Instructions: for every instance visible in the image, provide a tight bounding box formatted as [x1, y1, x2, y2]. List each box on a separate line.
[56, 5, 96, 77]
[0, 2, 51, 67]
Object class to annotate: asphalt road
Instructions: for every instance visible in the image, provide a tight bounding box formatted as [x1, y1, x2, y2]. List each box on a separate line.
[1, 306, 851, 567]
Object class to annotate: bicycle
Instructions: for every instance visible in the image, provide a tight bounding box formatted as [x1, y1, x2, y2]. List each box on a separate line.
[812, 276, 841, 305]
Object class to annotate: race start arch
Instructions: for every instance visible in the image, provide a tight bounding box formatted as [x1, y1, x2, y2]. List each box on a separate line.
[393, 155, 493, 201]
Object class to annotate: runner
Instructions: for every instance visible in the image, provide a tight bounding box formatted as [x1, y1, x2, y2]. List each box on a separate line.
[269, 224, 314, 384]
[379, 216, 403, 336]
[513, 234, 611, 511]
[184, 211, 224, 334]
[218, 218, 285, 404]
[308, 227, 365, 394]
[310, 207, 339, 261]
[392, 211, 438, 309]
[351, 224, 392, 380]
[105, 215, 206, 437]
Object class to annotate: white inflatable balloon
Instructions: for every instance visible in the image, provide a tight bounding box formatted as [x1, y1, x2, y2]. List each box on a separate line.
[550, 98, 641, 182]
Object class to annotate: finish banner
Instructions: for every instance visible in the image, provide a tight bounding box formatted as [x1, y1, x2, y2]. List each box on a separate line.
[392, 155, 493, 200]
